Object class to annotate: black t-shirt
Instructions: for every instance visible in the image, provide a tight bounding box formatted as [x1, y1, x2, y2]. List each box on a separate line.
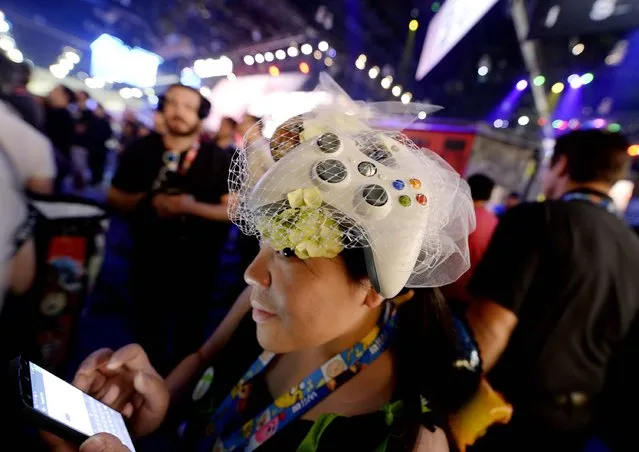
[469, 198, 639, 400]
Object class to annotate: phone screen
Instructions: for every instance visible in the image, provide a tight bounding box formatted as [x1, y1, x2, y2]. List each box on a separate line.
[28, 362, 136, 451]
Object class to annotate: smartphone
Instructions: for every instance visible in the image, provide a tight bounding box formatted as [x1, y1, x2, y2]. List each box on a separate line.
[10, 357, 136, 451]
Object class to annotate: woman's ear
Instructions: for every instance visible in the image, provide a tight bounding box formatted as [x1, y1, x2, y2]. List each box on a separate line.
[363, 284, 385, 309]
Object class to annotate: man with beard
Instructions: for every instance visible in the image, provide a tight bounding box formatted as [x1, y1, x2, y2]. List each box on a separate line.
[107, 84, 231, 375]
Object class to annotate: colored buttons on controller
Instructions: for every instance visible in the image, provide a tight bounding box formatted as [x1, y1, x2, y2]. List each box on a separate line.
[392, 180, 405, 190]
[316, 159, 347, 183]
[363, 184, 389, 207]
[399, 195, 412, 207]
[409, 178, 422, 189]
[358, 161, 377, 177]
[317, 133, 341, 153]
[416, 193, 427, 205]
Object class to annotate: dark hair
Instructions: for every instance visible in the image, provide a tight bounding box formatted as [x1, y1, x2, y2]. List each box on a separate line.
[60, 85, 77, 105]
[165, 83, 212, 119]
[552, 130, 630, 185]
[341, 248, 462, 451]
[221, 116, 238, 129]
[77, 89, 90, 100]
[467, 173, 495, 202]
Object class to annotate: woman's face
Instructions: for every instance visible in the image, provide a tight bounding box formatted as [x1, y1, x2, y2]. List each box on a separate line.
[245, 246, 382, 353]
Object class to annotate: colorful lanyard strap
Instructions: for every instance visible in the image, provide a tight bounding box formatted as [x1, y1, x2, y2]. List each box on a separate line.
[203, 305, 397, 452]
[561, 191, 618, 216]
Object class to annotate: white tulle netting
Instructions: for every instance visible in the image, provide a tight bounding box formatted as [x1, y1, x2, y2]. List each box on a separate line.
[228, 74, 476, 289]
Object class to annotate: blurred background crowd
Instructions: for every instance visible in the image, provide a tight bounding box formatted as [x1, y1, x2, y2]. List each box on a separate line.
[2, 0, 639, 451]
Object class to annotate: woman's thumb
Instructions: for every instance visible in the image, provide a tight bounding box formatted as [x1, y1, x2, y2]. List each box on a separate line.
[80, 433, 130, 452]
[133, 371, 169, 410]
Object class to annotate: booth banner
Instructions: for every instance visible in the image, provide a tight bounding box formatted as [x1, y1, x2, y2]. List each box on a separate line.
[529, 0, 639, 38]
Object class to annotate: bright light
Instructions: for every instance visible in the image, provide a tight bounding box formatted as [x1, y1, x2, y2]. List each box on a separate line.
[552, 120, 564, 129]
[478, 65, 489, 76]
[313, 50, 322, 60]
[130, 88, 143, 98]
[49, 64, 68, 79]
[64, 51, 80, 65]
[418, 111, 427, 120]
[269, 65, 280, 76]
[85, 77, 105, 89]
[628, 145, 639, 157]
[244, 55, 255, 65]
[608, 123, 621, 133]
[148, 95, 159, 105]
[301, 44, 313, 55]
[199, 86, 212, 97]
[0, 20, 9, 33]
[299, 62, 310, 74]
[568, 119, 580, 129]
[255, 53, 265, 64]
[227, 73, 237, 81]
[409, 19, 419, 31]
[581, 72, 594, 85]
[287, 46, 299, 57]
[119, 87, 132, 99]
[275, 49, 286, 60]
[144, 87, 155, 96]
[355, 58, 366, 70]
[392, 85, 402, 97]
[516, 79, 528, 91]
[264, 52, 274, 62]
[533, 75, 546, 86]
[518, 115, 530, 126]
[381, 75, 393, 89]
[551, 82, 565, 94]
[571, 43, 585, 56]
[493, 119, 504, 128]
[401, 92, 412, 104]
[0, 36, 14, 51]
[0, 11, 4, 21]
[358, 54, 367, 64]
[194, 56, 233, 78]
[6, 48, 23, 63]
[593, 118, 606, 129]
[324, 57, 333, 67]
[58, 58, 74, 72]
[318, 41, 329, 52]
[368, 66, 380, 79]
[567, 74, 580, 84]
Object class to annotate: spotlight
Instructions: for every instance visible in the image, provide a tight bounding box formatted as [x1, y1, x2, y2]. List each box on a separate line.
[628, 145, 639, 157]
[568, 119, 580, 129]
[244, 55, 255, 65]
[593, 118, 606, 129]
[551, 82, 565, 94]
[227, 73, 237, 81]
[552, 120, 564, 129]
[0, 20, 9, 33]
[418, 111, 427, 120]
[64, 51, 80, 65]
[368, 66, 380, 79]
[533, 75, 546, 86]
[119, 88, 132, 99]
[49, 64, 68, 79]
[6, 48, 23, 63]
[299, 62, 310, 74]
[538, 117, 548, 126]
[355, 58, 366, 70]
[358, 54, 367, 64]
[571, 43, 585, 56]
[401, 92, 412, 104]
[0, 36, 14, 51]
[318, 41, 329, 52]
[301, 44, 313, 55]
[518, 115, 530, 126]
[478, 66, 489, 76]
[608, 123, 621, 133]
[581, 73, 594, 85]
[381, 76, 393, 89]
[199, 86, 212, 97]
[269, 65, 280, 76]
[264, 52, 274, 62]
[287, 46, 299, 58]
[130, 88, 143, 99]
[324, 57, 333, 67]
[58, 58, 74, 72]
[409, 20, 419, 31]
[275, 50, 286, 60]
[392, 85, 402, 97]
[254, 53, 265, 64]
[313, 50, 322, 60]
[493, 119, 504, 128]
[516, 79, 528, 91]
[567, 74, 580, 84]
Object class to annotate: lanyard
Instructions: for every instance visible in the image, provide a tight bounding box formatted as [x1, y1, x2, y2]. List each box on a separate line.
[180, 143, 200, 175]
[561, 191, 618, 216]
[201, 304, 397, 452]
[155, 142, 200, 190]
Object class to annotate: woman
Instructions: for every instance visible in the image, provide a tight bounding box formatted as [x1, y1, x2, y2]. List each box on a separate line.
[49, 77, 482, 452]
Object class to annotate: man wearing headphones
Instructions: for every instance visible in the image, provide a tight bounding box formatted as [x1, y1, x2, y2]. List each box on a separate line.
[107, 84, 231, 375]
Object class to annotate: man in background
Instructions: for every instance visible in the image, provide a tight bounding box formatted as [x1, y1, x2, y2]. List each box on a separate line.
[215, 116, 238, 155]
[107, 84, 231, 375]
[467, 130, 639, 451]
[44, 85, 76, 191]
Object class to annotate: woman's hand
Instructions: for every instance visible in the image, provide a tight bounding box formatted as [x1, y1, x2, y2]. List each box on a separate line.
[79, 433, 132, 452]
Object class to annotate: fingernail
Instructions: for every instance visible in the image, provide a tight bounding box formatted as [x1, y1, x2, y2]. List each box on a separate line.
[106, 360, 121, 370]
[80, 435, 107, 452]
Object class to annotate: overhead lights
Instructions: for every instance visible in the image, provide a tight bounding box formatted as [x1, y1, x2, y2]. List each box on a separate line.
[581, 72, 594, 85]
[368, 66, 380, 79]
[313, 50, 322, 60]
[518, 115, 530, 126]
[58, 58, 74, 72]
[516, 79, 528, 91]
[552, 119, 566, 130]
[275, 49, 286, 60]
[264, 52, 274, 62]
[287, 46, 299, 57]
[571, 43, 585, 56]
[194, 56, 233, 78]
[6, 48, 22, 63]
[392, 85, 402, 97]
[493, 119, 504, 128]
[64, 51, 80, 65]
[568, 74, 583, 89]
[119, 87, 132, 99]
[409, 19, 419, 31]
[227, 72, 237, 81]
[254, 53, 265, 64]
[324, 57, 333, 67]
[478, 66, 489, 76]
[199, 86, 212, 97]
[299, 62, 310, 74]
[318, 41, 329, 52]
[608, 123, 621, 133]
[401, 92, 412, 104]
[85, 77, 105, 89]
[0, 35, 14, 51]
[605, 40, 628, 66]
[418, 111, 427, 120]
[244, 55, 255, 65]
[551, 82, 565, 94]
[628, 145, 639, 157]
[268, 65, 280, 77]
[0, 19, 9, 33]
[593, 118, 606, 129]
[568, 119, 580, 129]
[533, 75, 546, 86]
[381, 75, 393, 89]
[130, 88, 143, 98]
[301, 44, 313, 55]
[49, 64, 68, 79]
[355, 54, 367, 70]
[477, 55, 491, 77]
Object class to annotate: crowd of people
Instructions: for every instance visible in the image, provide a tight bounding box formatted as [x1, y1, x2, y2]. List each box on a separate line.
[1, 51, 639, 452]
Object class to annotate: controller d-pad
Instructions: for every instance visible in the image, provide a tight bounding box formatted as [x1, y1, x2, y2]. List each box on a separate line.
[362, 184, 389, 207]
[316, 159, 348, 183]
[358, 161, 377, 177]
[317, 133, 341, 153]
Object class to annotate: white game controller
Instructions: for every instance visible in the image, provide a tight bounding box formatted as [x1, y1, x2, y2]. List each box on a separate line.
[248, 127, 431, 299]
